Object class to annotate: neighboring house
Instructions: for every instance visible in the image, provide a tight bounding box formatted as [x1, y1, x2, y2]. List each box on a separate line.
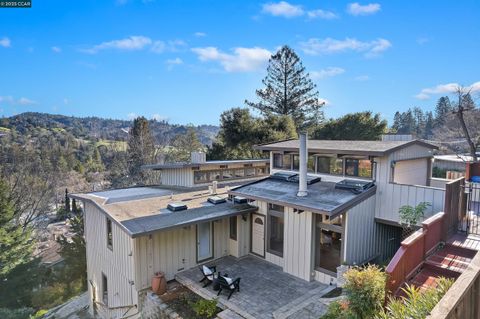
[73, 134, 450, 319]
[433, 154, 471, 172]
[143, 152, 270, 188]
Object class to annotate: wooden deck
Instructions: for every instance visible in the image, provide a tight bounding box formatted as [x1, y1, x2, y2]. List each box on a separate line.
[447, 233, 480, 251]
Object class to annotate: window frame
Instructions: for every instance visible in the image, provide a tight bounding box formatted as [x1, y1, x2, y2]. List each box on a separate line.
[106, 217, 113, 250]
[314, 213, 344, 275]
[267, 204, 285, 257]
[102, 273, 108, 306]
[193, 166, 269, 184]
[229, 216, 237, 241]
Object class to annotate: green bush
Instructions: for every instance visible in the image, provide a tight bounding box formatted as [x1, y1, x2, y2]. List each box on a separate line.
[190, 298, 218, 318]
[0, 307, 35, 319]
[376, 277, 454, 319]
[321, 300, 352, 319]
[343, 264, 387, 319]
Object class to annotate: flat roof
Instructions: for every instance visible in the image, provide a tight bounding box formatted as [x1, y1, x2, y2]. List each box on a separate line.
[229, 177, 376, 217]
[255, 139, 437, 156]
[143, 159, 269, 170]
[434, 154, 472, 163]
[71, 186, 257, 237]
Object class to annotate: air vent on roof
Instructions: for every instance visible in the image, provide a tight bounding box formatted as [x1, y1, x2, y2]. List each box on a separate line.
[167, 203, 188, 212]
[335, 179, 375, 193]
[269, 172, 321, 185]
[207, 196, 227, 205]
[234, 196, 248, 204]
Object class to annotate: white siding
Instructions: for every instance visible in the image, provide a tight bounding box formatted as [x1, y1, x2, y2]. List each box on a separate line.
[84, 202, 137, 319]
[393, 158, 429, 186]
[161, 168, 193, 187]
[133, 218, 230, 290]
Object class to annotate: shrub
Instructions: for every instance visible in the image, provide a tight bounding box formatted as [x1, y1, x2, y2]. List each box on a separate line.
[190, 298, 218, 318]
[0, 307, 35, 319]
[376, 277, 454, 319]
[31, 282, 67, 310]
[343, 264, 386, 319]
[321, 300, 352, 319]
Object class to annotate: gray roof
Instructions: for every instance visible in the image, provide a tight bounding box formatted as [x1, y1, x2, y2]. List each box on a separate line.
[143, 159, 269, 170]
[229, 178, 376, 217]
[255, 139, 437, 156]
[121, 202, 257, 237]
[89, 187, 179, 204]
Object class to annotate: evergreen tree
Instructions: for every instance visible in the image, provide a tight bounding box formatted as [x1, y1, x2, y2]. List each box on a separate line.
[424, 111, 434, 139]
[127, 116, 156, 183]
[434, 96, 452, 125]
[0, 179, 34, 277]
[312, 112, 387, 140]
[245, 45, 324, 130]
[72, 198, 78, 213]
[166, 127, 204, 163]
[64, 188, 70, 212]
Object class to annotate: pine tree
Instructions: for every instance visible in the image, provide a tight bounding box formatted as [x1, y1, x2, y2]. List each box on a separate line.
[434, 96, 452, 125]
[166, 127, 204, 163]
[72, 198, 78, 213]
[65, 188, 70, 212]
[424, 111, 434, 139]
[245, 45, 324, 130]
[127, 116, 156, 183]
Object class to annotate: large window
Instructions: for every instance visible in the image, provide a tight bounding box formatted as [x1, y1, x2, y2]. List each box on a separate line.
[316, 157, 343, 175]
[194, 171, 208, 184]
[315, 214, 343, 274]
[345, 158, 372, 178]
[106, 218, 113, 250]
[229, 216, 237, 241]
[193, 166, 269, 184]
[293, 155, 300, 171]
[267, 204, 284, 257]
[273, 153, 283, 169]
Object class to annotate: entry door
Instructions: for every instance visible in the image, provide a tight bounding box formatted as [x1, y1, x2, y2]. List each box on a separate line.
[251, 214, 265, 257]
[197, 222, 213, 262]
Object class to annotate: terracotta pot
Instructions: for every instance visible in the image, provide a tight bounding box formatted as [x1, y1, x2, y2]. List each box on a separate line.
[151, 271, 167, 295]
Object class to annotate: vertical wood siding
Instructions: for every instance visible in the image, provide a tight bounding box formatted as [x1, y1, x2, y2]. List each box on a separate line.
[161, 168, 193, 187]
[84, 202, 136, 318]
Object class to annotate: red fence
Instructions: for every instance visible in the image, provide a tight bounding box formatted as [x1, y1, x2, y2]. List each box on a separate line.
[385, 212, 445, 295]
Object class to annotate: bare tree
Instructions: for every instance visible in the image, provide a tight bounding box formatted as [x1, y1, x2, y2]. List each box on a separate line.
[452, 87, 479, 162]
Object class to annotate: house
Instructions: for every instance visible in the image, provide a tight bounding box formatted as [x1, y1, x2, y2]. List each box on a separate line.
[143, 152, 270, 188]
[72, 134, 449, 319]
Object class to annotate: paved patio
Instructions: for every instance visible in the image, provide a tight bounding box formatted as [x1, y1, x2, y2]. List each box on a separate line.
[175, 255, 332, 319]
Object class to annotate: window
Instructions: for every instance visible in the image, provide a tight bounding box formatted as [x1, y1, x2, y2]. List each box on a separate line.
[222, 170, 234, 179]
[282, 154, 292, 170]
[267, 204, 284, 257]
[292, 155, 300, 171]
[345, 158, 372, 178]
[229, 216, 237, 241]
[194, 171, 208, 183]
[245, 167, 255, 177]
[316, 157, 343, 175]
[208, 170, 221, 181]
[102, 273, 108, 305]
[235, 169, 245, 178]
[315, 214, 343, 274]
[106, 218, 113, 250]
[308, 156, 315, 173]
[273, 154, 283, 169]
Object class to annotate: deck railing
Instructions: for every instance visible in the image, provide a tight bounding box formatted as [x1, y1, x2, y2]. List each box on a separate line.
[385, 212, 445, 295]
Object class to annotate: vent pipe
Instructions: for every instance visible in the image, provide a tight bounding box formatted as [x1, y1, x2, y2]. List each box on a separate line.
[297, 132, 308, 197]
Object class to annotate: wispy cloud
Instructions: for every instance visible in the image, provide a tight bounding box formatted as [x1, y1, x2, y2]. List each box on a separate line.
[347, 2, 381, 16]
[354, 75, 370, 81]
[416, 37, 430, 45]
[194, 32, 207, 37]
[0, 96, 36, 105]
[81, 36, 153, 54]
[300, 37, 391, 58]
[310, 67, 345, 79]
[415, 81, 480, 100]
[307, 9, 338, 20]
[192, 46, 271, 72]
[0, 37, 11, 48]
[151, 39, 187, 54]
[51, 46, 62, 53]
[262, 1, 303, 18]
[166, 57, 183, 70]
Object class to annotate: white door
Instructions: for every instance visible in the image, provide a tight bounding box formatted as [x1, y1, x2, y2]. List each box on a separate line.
[197, 222, 212, 262]
[251, 214, 265, 257]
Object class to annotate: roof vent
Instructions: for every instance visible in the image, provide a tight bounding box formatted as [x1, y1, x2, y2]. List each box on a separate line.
[167, 203, 188, 212]
[207, 196, 227, 205]
[234, 196, 248, 204]
[335, 179, 374, 193]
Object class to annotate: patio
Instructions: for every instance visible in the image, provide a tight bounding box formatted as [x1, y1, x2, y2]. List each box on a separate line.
[175, 255, 333, 319]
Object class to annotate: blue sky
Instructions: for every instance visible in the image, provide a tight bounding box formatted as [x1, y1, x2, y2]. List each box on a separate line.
[0, 0, 479, 125]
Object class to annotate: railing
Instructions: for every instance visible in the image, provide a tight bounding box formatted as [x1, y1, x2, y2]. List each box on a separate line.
[385, 212, 445, 295]
[427, 250, 480, 319]
[444, 178, 466, 238]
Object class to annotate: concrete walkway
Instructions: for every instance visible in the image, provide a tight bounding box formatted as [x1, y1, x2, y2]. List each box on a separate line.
[176, 255, 332, 319]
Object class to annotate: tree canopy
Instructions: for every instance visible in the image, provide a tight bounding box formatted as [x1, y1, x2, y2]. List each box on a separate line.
[127, 116, 156, 183]
[245, 45, 324, 130]
[165, 126, 204, 163]
[312, 111, 387, 140]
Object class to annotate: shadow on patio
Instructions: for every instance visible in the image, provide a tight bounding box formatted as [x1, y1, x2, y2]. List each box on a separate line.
[175, 255, 332, 319]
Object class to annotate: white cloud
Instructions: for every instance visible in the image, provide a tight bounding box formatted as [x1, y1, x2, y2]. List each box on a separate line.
[415, 81, 480, 100]
[300, 37, 391, 57]
[0, 37, 11, 48]
[51, 46, 62, 53]
[347, 2, 381, 16]
[192, 46, 271, 72]
[18, 97, 36, 105]
[151, 41, 166, 53]
[310, 67, 345, 79]
[152, 114, 168, 121]
[151, 39, 187, 54]
[0, 96, 36, 105]
[81, 36, 152, 54]
[166, 57, 183, 70]
[262, 1, 304, 18]
[194, 32, 207, 37]
[127, 113, 138, 120]
[307, 9, 338, 20]
[354, 75, 370, 81]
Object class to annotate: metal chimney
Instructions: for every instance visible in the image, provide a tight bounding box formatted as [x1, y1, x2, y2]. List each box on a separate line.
[297, 132, 308, 197]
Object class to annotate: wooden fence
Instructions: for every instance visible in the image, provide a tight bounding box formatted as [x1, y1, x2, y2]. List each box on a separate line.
[443, 177, 466, 239]
[427, 250, 480, 319]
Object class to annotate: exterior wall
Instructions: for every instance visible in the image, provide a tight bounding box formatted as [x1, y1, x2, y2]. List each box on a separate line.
[393, 158, 429, 186]
[84, 202, 137, 319]
[344, 195, 377, 265]
[160, 168, 194, 187]
[433, 159, 467, 172]
[133, 218, 231, 290]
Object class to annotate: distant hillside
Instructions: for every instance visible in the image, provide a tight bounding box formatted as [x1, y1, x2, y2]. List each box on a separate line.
[0, 112, 219, 145]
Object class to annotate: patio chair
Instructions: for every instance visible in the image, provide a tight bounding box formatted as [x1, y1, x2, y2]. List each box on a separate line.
[199, 265, 217, 287]
[216, 273, 240, 300]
